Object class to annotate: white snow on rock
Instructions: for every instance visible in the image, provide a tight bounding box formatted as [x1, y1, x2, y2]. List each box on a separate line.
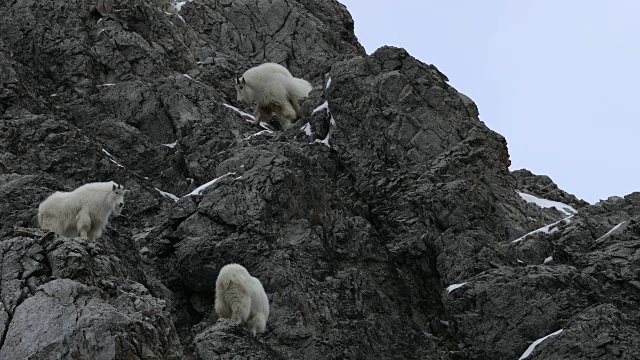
[326, 77, 332, 89]
[98, 83, 116, 87]
[186, 172, 235, 196]
[244, 129, 273, 140]
[173, 0, 193, 23]
[446, 283, 466, 294]
[101, 149, 124, 168]
[222, 104, 273, 130]
[313, 135, 330, 147]
[223, 103, 254, 119]
[181, 73, 202, 84]
[174, 0, 192, 12]
[543, 256, 553, 264]
[512, 216, 573, 243]
[518, 192, 578, 216]
[301, 123, 312, 136]
[519, 329, 563, 359]
[311, 116, 336, 147]
[155, 188, 179, 202]
[162, 141, 177, 148]
[595, 222, 625, 242]
[101, 148, 114, 157]
[312, 101, 329, 114]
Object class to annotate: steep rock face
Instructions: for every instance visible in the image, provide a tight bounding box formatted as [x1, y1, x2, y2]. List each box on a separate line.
[447, 193, 640, 359]
[1, 278, 182, 360]
[0, 0, 639, 359]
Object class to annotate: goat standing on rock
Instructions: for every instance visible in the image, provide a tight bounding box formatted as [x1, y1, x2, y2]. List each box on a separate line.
[38, 181, 129, 241]
[235, 62, 312, 129]
[215, 263, 270, 334]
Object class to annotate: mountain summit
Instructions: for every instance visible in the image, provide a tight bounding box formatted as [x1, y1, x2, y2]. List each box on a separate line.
[1, 1, 638, 359]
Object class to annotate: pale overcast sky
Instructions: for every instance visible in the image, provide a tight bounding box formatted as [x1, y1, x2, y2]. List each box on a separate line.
[340, 0, 639, 203]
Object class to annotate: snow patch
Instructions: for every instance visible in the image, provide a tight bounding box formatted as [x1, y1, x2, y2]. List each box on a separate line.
[301, 123, 312, 136]
[446, 283, 466, 294]
[519, 329, 563, 359]
[155, 188, 179, 202]
[222, 103, 273, 130]
[257, 122, 273, 131]
[50, 93, 58, 97]
[101, 149, 114, 157]
[518, 192, 577, 216]
[543, 256, 553, 264]
[98, 83, 116, 87]
[186, 172, 235, 196]
[174, 0, 192, 12]
[181, 73, 201, 84]
[313, 136, 330, 147]
[172, 0, 193, 23]
[245, 129, 273, 140]
[512, 216, 573, 243]
[326, 77, 332, 89]
[312, 116, 336, 147]
[162, 141, 177, 149]
[101, 149, 124, 168]
[312, 101, 329, 114]
[223, 103, 255, 119]
[596, 222, 625, 242]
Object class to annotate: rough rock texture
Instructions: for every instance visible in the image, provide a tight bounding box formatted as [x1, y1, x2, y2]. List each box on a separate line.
[1, 0, 639, 359]
[512, 168, 590, 209]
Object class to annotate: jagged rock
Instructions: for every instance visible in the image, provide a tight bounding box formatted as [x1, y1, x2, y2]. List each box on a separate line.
[0, 279, 183, 359]
[531, 304, 640, 359]
[194, 319, 287, 360]
[512, 168, 590, 209]
[0, 236, 50, 317]
[445, 265, 601, 359]
[0, 0, 638, 359]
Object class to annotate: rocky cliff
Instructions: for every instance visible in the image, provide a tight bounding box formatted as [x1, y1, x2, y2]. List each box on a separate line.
[1, 1, 639, 359]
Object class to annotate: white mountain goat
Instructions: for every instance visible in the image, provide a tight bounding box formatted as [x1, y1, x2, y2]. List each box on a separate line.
[38, 181, 129, 241]
[215, 263, 270, 334]
[235, 62, 312, 129]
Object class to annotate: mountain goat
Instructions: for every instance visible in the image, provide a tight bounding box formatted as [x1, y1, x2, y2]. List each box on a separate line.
[215, 263, 269, 334]
[235, 62, 312, 129]
[38, 181, 129, 241]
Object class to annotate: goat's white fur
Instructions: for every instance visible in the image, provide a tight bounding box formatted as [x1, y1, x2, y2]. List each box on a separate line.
[38, 181, 129, 241]
[235, 63, 312, 129]
[215, 263, 269, 334]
